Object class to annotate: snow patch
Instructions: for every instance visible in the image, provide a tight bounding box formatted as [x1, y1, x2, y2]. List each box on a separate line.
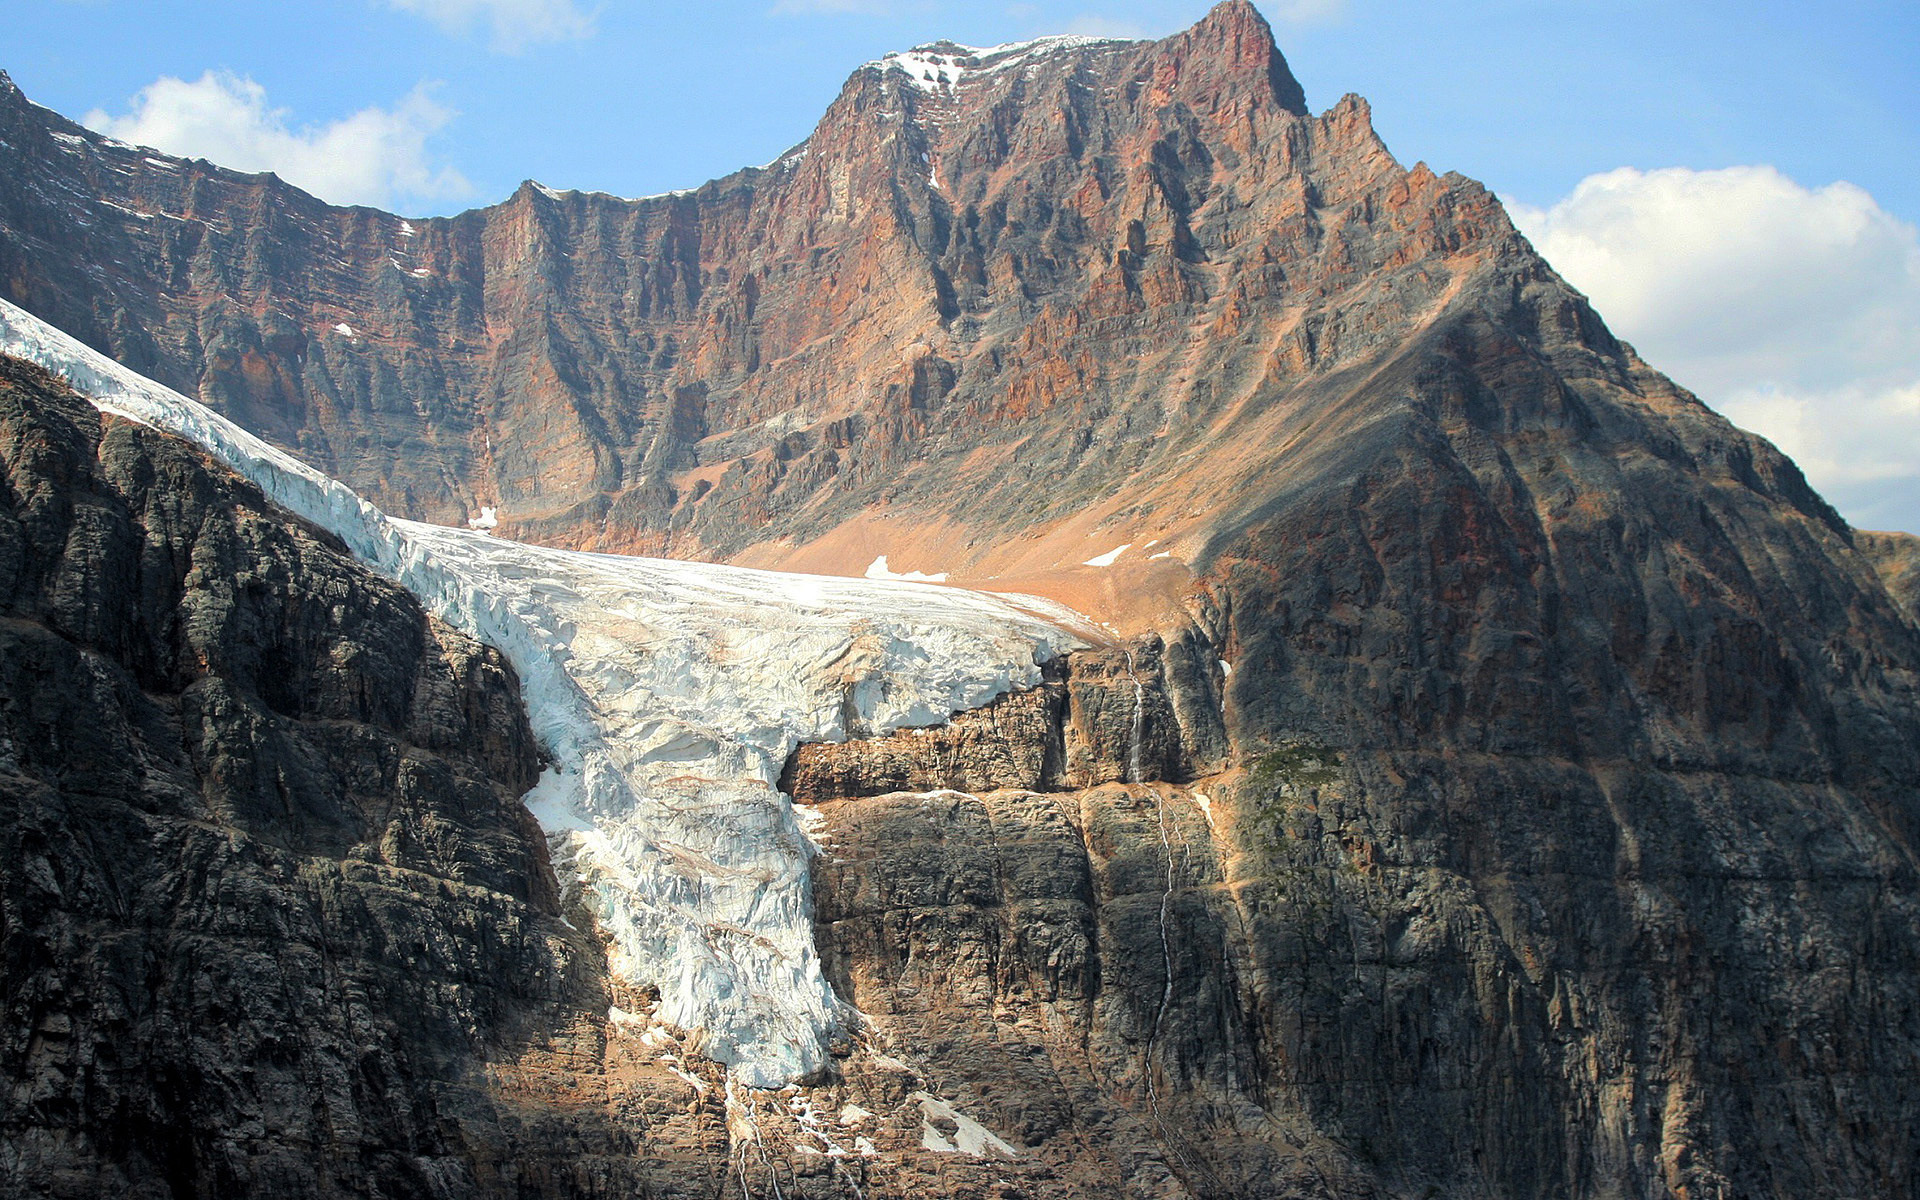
[869, 35, 1136, 95]
[332, 322, 356, 338]
[0, 296, 1087, 1090]
[1083, 543, 1131, 567]
[398, 220, 415, 237]
[608, 1005, 646, 1029]
[668, 1065, 709, 1093]
[865, 554, 947, 583]
[638, 1023, 674, 1048]
[756, 142, 810, 172]
[468, 505, 499, 532]
[913, 1092, 1019, 1158]
[96, 200, 154, 221]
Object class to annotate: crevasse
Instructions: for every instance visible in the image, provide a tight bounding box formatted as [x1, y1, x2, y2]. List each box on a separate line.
[0, 297, 1092, 1086]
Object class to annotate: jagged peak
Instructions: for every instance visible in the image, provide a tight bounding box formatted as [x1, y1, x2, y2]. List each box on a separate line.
[1170, 0, 1308, 114]
[851, 4, 1307, 117]
[1315, 91, 1400, 166]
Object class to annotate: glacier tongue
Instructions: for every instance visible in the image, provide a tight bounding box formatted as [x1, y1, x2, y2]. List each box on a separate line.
[0, 297, 1093, 1086]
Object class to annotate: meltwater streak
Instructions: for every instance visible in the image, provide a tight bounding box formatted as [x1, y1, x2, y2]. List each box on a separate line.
[0, 298, 1092, 1086]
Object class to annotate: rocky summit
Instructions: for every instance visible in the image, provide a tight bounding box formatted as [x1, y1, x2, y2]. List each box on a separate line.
[2, 2, 1919, 1197]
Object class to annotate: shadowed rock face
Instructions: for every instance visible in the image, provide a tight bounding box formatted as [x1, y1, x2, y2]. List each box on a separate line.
[2, 0, 1920, 1196]
[0, 357, 631, 1198]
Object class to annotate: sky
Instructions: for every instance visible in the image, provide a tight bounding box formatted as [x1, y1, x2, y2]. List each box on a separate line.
[3, 0, 1918, 531]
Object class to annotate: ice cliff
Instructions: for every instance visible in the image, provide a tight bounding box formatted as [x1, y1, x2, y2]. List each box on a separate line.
[0, 297, 1092, 1086]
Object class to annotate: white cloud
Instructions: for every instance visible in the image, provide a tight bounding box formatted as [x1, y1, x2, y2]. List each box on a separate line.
[1510, 166, 1920, 533]
[386, 0, 595, 50]
[84, 72, 472, 211]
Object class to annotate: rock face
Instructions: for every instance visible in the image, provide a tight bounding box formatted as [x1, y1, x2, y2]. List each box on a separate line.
[781, 640, 1218, 800]
[0, 353, 548, 1192]
[1861, 529, 1920, 624]
[0, 357, 705, 1199]
[3, 2, 1920, 1197]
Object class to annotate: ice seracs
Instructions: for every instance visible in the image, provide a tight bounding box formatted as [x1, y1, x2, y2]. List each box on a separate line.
[0, 296, 1092, 1088]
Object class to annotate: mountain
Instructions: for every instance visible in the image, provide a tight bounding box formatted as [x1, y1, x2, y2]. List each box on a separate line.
[3, 2, 1919, 1197]
[0, 4, 1520, 600]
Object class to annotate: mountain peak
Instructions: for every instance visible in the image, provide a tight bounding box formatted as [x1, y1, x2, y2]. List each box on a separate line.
[1176, 0, 1308, 113]
[852, 4, 1307, 117]
[863, 33, 1138, 95]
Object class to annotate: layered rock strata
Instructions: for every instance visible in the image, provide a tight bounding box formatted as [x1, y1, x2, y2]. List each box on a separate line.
[781, 639, 1222, 799]
[0, 355, 588, 1195]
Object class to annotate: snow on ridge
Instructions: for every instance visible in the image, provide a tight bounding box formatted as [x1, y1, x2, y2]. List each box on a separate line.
[531, 178, 699, 206]
[868, 34, 1138, 94]
[754, 141, 810, 173]
[0, 296, 1090, 1088]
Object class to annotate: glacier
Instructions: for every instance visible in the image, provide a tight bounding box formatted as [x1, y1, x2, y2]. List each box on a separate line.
[0, 297, 1094, 1087]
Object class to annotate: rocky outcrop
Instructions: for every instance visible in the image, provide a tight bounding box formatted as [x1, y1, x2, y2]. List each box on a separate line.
[0, 356, 624, 1198]
[1860, 528, 1920, 625]
[781, 639, 1225, 799]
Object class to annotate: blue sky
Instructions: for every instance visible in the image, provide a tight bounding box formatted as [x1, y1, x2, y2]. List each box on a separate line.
[4, 0, 1919, 530]
[2, 1, 1909, 220]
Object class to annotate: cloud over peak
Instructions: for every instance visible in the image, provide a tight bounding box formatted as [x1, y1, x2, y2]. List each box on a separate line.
[84, 72, 472, 211]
